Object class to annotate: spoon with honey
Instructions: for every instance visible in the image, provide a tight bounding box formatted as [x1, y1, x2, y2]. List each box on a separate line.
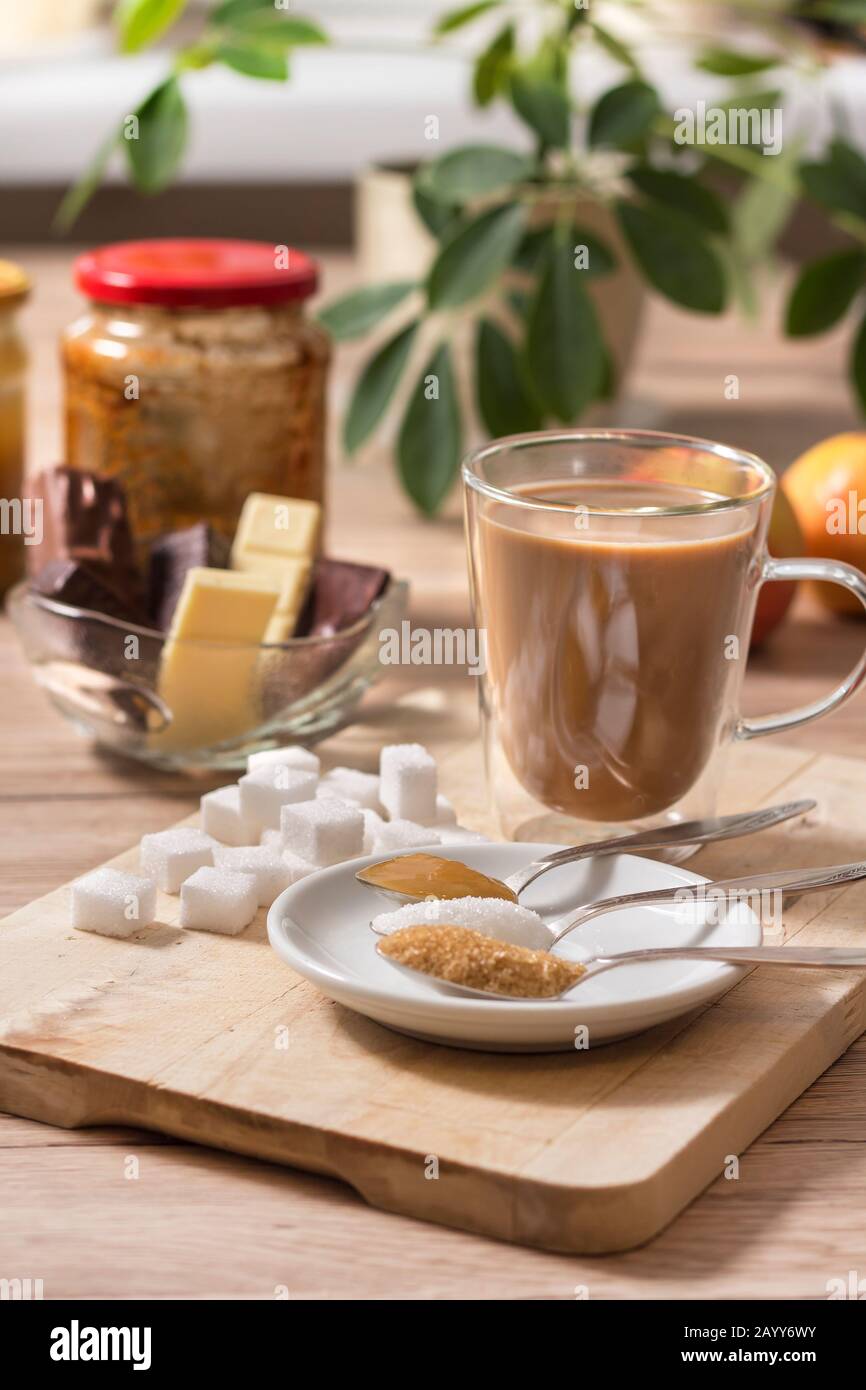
[356, 799, 815, 907]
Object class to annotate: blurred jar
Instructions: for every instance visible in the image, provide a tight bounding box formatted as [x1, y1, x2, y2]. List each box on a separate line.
[62, 239, 330, 548]
[0, 261, 30, 599]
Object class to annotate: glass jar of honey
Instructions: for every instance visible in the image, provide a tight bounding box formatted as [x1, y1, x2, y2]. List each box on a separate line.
[62, 239, 330, 549]
[0, 260, 29, 599]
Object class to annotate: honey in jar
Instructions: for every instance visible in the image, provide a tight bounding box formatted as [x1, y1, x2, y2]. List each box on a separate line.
[0, 260, 29, 598]
[62, 239, 330, 550]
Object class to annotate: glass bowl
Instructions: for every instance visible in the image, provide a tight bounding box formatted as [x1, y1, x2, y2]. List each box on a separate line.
[7, 577, 408, 771]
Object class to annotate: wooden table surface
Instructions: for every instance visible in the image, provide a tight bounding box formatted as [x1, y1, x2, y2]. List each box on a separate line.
[2, 250, 866, 1300]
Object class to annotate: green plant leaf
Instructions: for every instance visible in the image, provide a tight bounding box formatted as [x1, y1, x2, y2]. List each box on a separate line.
[512, 226, 550, 274]
[616, 200, 727, 313]
[476, 319, 541, 435]
[54, 127, 120, 231]
[343, 321, 418, 455]
[588, 80, 660, 149]
[473, 21, 515, 106]
[412, 184, 462, 240]
[852, 307, 866, 415]
[696, 48, 779, 76]
[125, 77, 188, 194]
[417, 144, 533, 204]
[803, 0, 866, 19]
[214, 5, 327, 45]
[397, 345, 462, 515]
[510, 68, 570, 148]
[427, 202, 527, 309]
[217, 42, 288, 79]
[590, 22, 639, 74]
[628, 166, 728, 234]
[318, 282, 417, 340]
[786, 249, 866, 336]
[800, 140, 866, 222]
[524, 243, 606, 420]
[434, 1, 501, 34]
[731, 169, 797, 262]
[116, 0, 188, 54]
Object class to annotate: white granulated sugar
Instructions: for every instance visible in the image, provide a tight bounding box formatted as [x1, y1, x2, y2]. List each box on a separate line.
[371, 896, 551, 949]
[379, 743, 437, 823]
[71, 868, 157, 938]
[317, 767, 383, 813]
[247, 746, 321, 776]
[239, 766, 318, 830]
[280, 797, 364, 866]
[139, 827, 216, 893]
[180, 866, 258, 935]
[259, 828, 283, 849]
[200, 784, 258, 846]
[371, 819, 441, 853]
[212, 845, 296, 908]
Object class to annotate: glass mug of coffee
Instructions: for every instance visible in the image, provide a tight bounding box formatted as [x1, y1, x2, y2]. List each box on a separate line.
[463, 430, 866, 843]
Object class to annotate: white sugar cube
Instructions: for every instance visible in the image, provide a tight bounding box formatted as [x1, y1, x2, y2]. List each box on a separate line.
[362, 808, 385, 854]
[260, 828, 283, 849]
[140, 827, 216, 894]
[72, 868, 157, 938]
[436, 825, 492, 846]
[433, 794, 457, 826]
[201, 784, 258, 846]
[180, 866, 258, 935]
[371, 896, 550, 950]
[371, 818, 441, 853]
[280, 797, 364, 867]
[317, 767, 383, 813]
[239, 766, 317, 830]
[379, 743, 437, 823]
[212, 845, 296, 908]
[247, 746, 321, 776]
[281, 849, 318, 884]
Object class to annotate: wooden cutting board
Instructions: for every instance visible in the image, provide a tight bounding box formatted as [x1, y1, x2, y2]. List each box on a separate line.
[1, 726, 865, 1255]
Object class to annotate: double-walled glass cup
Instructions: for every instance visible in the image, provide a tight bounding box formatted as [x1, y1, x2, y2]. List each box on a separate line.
[464, 430, 866, 844]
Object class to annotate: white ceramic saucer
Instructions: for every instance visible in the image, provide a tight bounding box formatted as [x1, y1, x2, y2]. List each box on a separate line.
[267, 843, 760, 1052]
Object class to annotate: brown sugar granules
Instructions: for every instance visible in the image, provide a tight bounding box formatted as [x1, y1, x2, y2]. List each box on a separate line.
[379, 924, 586, 999]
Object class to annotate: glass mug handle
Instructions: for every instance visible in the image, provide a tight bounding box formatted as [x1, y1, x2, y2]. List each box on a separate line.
[737, 556, 866, 740]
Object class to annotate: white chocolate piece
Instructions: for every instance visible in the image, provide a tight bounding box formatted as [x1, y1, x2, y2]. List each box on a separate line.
[231, 492, 322, 572]
[153, 567, 282, 753]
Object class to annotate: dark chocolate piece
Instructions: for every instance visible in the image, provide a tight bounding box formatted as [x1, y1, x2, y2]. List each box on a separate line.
[146, 523, 231, 631]
[28, 465, 144, 610]
[296, 558, 390, 638]
[31, 558, 151, 626]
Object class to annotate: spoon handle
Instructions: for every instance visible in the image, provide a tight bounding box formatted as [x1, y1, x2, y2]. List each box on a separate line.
[551, 860, 866, 945]
[508, 799, 816, 896]
[587, 945, 866, 975]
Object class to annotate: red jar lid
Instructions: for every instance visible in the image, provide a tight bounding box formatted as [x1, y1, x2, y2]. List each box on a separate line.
[74, 238, 319, 308]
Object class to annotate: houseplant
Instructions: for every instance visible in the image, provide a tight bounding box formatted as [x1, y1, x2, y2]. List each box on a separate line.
[61, 0, 866, 514]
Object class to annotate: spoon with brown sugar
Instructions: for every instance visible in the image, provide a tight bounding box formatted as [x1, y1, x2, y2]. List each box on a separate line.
[356, 799, 815, 908]
[376, 926, 866, 1003]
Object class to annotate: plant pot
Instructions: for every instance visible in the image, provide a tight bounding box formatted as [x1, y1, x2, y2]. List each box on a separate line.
[355, 162, 647, 421]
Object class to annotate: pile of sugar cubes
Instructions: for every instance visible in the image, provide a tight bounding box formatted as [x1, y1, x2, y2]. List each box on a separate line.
[71, 743, 488, 939]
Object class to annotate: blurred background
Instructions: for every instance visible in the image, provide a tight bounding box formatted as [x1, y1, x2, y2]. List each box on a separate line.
[3, 0, 866, 638]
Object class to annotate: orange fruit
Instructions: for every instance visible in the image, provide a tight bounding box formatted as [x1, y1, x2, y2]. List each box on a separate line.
[750, 486, 803, 646]
[782, 432, 866, 617]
